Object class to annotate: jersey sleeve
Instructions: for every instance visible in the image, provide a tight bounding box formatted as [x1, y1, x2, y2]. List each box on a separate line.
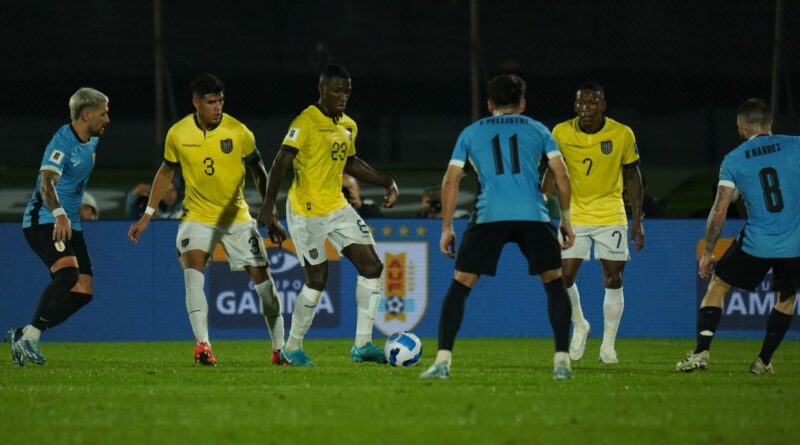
[40, 138, 67, 175]
[540, 126, 562, 159]
[449, 129, 470, 168]
[346, 121, 357, 157]
[718, 156, 736, 189]
[281, 115, 310, 152]
[163, 127, 179, 165]
[240, 125, 256, 159]
[621, 126, 640, 166]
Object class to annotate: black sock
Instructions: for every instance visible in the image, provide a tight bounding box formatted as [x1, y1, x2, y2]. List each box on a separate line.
[544, 277, 571, 352]
[758, 310, 792, 365]
[695, 306, 722, 353]
[47, 292, 93, 329]
[31, 268, 80, 331]
[438, 279, 472, 352]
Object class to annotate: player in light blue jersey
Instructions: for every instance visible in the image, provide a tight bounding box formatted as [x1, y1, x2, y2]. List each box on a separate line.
[5, 87, 109, 367]
[677, 99, 800, 375]
[421, 74, 576, 380]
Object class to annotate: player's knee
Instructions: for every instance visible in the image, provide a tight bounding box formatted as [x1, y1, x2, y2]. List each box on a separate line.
[604, 274, 623, 289]
[305, 273, 327, 291]
[359, 261, 383, 279]
[53, 267, 80, 290]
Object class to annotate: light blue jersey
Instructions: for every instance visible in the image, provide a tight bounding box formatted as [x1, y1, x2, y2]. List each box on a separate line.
[719, 134, 800, 258]
[449, 114, 561, 224]
[23, 124, 98, 231]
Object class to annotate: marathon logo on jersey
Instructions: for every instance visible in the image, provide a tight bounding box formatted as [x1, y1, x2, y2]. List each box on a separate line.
[374, 242, 428, 336]
[220, 139, 233, 154]
[209, 248, 340, 329]
[48, 150, 65, 165]
[600, 141, 613, 155]
[285, 127, 300, 142]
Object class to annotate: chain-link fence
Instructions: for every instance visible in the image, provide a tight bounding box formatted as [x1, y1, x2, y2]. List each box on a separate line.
[1, 0, 798, 218]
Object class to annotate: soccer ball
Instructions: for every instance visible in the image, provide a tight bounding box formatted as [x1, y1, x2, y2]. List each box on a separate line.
[384, 332, 422, 367]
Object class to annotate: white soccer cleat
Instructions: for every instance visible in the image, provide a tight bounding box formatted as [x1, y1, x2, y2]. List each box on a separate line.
[598, 348, 618, 364]
[553, 351, 571, 380]
[569, 321, 590, 361]
[675, 350, 709, 372]
[749, 357, 774, 375]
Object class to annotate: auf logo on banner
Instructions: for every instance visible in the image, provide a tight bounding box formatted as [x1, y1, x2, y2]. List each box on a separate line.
[374, 242, 429, 336]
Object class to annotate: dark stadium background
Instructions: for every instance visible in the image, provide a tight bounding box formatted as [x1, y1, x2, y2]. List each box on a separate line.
[1, 0, 798, 217]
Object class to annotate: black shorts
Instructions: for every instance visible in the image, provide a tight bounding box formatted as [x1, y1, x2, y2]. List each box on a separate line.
[455, 220, 561, 276]
[23, 225, 93, 276]
[715, 238, 800, 294]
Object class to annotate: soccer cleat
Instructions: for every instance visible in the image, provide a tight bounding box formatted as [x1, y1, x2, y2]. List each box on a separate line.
[749, 357, 774, 375]
[19, 338, 46, 365]
[193, 342, 217, 366]
[599, 348, 618, 364]
[281, 348, 315, 367]
[350, 342, 388, 364]
[553, 352, 572, 380]
[569, 321, 590, 361]
[271, 349, 289, 366]
[5, 328, 25, 367]
[419, 362, 450, 380]
[675, 350, 709, 372]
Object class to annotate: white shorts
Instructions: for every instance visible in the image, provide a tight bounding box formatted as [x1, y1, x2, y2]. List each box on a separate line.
[176, 220, 268, 271]
[286, 199, 376, 266]
[559, 225, 630, 261]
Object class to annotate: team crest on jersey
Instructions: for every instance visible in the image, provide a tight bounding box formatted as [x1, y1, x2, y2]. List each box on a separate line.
[309, 248, 319, 260]
[181, 238, 190, 248]
[344, 127, 353, 141]
[220, 139, 233, 154]
[600, 140, 613, 155]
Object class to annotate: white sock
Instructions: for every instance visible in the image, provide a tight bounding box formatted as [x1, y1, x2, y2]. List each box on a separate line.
[566, 284, 587, 327]
[355, 276, 381, 347]
[601, 287, 624, 351]
[255, 279, 285, 352]
[21, 325, 41, 341]
[184, 268, 209, 344]
[286, 285, 322, 351]
[435, 350, 452, 366]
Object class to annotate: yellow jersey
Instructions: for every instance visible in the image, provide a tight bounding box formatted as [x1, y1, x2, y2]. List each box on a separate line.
[164, 113, 258, 225]
[552, 117, 639, 226]
[281, 105, 357, 217]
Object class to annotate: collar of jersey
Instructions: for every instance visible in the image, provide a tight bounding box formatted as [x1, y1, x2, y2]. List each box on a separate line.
[194, 113, 223, 132]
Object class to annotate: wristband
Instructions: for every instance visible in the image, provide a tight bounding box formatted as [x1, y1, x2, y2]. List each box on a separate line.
[560, 209, 570, 222]
[144, 206, 156, 216]
[52, 207, 66, 217]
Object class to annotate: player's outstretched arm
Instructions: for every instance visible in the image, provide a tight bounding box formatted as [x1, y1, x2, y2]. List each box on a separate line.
[258, 148, 295, 230]
[40, 170, 72, 242]
[344, 156, 398, 208]
[128, 163, 175, 244]
[698, 184, 735, 278]
[247, 156, 286, 244]
[439, 164, 465, 258]
[623, 165, 645, 251]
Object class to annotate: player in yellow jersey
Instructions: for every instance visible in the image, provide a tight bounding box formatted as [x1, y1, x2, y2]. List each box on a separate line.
[128, 74, 287, 366]
[543, 82, 645, 364]
[260, 65, 399, 367]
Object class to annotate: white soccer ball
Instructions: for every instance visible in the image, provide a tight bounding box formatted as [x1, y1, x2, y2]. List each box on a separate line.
[384, 332, 423, 367]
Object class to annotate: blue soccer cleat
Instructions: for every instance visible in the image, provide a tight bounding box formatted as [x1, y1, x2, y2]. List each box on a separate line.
[350, 342, 388, 364]
[419, 362, 450, 380]
[19, 338, 46, 365]
[281, 348, 315, 367]
[5, 328, 25, 367]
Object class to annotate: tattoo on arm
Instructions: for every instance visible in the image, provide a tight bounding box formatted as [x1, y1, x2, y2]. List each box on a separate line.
[703, 186, 734, 255]
[39, 170, 62, 211]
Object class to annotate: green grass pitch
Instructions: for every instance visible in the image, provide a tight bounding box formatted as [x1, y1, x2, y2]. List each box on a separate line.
[1, 338, 798, 444]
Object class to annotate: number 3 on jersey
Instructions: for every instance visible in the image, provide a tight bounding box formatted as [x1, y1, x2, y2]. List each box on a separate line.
[203, 157, 215, 176]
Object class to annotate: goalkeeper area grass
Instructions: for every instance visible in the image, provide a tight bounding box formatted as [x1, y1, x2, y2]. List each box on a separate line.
[1, 338, 797, 444]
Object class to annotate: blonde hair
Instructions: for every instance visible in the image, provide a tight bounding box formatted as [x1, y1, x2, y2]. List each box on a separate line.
[69, 87, 109, 120]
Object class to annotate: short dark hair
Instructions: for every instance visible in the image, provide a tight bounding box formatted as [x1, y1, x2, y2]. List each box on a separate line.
[737, 98, 772, 126]
[320, 65, 351, 80]
[191, 74, 225, 97]
[577, 81, 604, 96]
[487, 75, 526, 108]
